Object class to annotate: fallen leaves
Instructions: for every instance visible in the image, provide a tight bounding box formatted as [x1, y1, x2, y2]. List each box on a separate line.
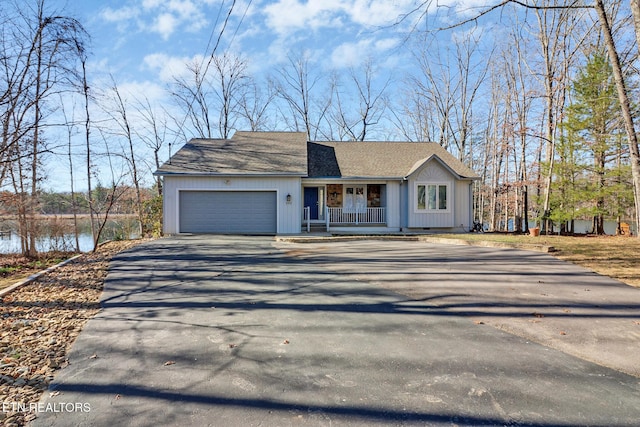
[0, 240, 146, 427]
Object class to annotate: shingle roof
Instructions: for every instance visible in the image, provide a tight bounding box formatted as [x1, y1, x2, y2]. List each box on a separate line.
[308, 141, 478, 179]
[155, 131, 308, 176]
[155, 131, 479, 180]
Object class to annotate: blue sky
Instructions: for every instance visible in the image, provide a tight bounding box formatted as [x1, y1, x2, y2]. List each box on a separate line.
[67, 0, 411, 92]
[61, 0, 489, 100]
[40, 0, 492, 191]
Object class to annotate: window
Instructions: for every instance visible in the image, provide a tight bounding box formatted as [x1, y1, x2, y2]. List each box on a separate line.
[344, 186, 366, 213]
[367, 185, 381, 207]
[416, 183, 449, 212]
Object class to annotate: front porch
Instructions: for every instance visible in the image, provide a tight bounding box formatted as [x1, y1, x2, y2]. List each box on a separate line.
[302, 182, 394, 232]
[302, 206, 387, 232]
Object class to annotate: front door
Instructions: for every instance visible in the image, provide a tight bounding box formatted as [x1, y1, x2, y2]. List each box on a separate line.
[304, 187, 319, 220]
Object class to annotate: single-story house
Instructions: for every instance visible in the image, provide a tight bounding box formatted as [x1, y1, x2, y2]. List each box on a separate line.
[154, 131, 479, 235]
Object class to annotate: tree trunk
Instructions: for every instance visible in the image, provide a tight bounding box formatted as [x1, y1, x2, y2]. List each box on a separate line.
[64, 105, 80, 252]
[82, 59, 97, 248]
[598, 0, 640, 236]
[29, 12, 44, 258]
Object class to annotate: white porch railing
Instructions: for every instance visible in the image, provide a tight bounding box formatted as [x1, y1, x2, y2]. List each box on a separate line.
[326, 207, 386, 225]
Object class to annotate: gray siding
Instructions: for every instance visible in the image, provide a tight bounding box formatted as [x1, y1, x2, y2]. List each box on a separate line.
[385, 181, 401, 228]
[407, 159, 455, 228]
[454, 180, 473, 230]
[162, 176, 302, 234]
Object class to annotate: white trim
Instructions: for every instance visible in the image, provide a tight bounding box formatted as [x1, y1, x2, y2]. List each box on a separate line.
[302, 185, 327, 222]
[414, 182, 451, 214]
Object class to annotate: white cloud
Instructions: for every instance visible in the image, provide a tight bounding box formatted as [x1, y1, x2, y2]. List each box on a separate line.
[374, 37, 399, 51]
[263, 0, 344, 35]
[100, 0, 215, 39]
[263, 0, 425, 36]
[142, 0, 164, 9]
[331, 40, 372, 68]
[330, 37, 398, 69]
[169, 0, 198, 17]
[349, 0, 417, 27]
[101, 6, 141, 22]
[143, 53, 207, 82]
[153, 13, 178, 39]
[118, 80, 168, 104]
[451, 0, 497, 15]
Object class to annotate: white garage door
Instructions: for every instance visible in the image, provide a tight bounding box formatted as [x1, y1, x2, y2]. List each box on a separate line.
[179, 191, 277, 234]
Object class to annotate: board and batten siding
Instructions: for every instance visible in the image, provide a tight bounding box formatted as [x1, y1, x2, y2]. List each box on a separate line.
[406, 159, 457, 228]
[454, 180, 473, 230]
[384, 181, 402, 229]
[162, 176, 302, 234]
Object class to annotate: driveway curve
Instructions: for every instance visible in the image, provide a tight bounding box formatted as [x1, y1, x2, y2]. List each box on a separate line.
[33, 236, 640, 426]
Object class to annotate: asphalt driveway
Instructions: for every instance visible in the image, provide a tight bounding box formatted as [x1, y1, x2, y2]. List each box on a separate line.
[33, 236, 640, 426]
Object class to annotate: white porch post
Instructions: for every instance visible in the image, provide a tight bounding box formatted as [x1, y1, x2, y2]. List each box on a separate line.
[326, 206, 330, 232]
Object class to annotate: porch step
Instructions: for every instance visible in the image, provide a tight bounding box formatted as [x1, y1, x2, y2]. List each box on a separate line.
[302, 223, 327, 232]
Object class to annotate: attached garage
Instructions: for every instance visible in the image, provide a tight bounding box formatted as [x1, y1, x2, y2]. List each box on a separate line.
[179, 191, 277, 234]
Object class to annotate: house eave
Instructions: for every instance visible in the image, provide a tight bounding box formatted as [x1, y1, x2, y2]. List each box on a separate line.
[153, 171, 306, 178]
[303, 176, 403, 181]
[403, 154, 480, 181]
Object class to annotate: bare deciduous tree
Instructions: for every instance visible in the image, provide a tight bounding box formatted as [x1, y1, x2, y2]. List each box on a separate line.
[331, 59, 390, 141]
[170, 52, 249, 139]
[103, 78, 144, 237]
[237, 79, 276, 131]
[135, 97, 173, 196]
[271, 52, 332, 141]
[0, 0, 87, 256]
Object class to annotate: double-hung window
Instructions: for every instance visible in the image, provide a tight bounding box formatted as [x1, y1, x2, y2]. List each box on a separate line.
[416, 183, 449, 212]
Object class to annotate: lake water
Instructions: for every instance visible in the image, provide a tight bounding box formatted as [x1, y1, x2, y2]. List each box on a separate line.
[0, 217, 140, 254]
[0, 231, 96, 253]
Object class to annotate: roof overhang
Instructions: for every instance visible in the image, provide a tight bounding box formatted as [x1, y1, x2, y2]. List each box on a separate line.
[302, 176, 403, 181]
[153, 171, 306, 178]
[405, 154, 480, 181]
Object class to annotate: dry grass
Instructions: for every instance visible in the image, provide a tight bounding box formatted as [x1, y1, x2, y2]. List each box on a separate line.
[434, 233, 640, 287]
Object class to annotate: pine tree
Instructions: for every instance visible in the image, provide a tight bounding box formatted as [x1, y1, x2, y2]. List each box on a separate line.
[561, 52, 630, 234]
